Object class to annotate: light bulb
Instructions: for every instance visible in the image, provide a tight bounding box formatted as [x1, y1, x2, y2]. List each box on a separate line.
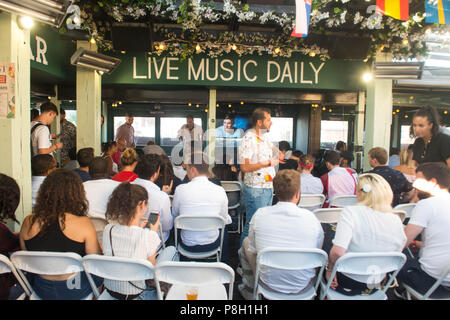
[363, 72, 373, 83]
[19, 16, 34, 29]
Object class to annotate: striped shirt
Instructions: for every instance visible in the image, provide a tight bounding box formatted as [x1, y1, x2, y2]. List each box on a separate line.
[102, 224, 160, 295]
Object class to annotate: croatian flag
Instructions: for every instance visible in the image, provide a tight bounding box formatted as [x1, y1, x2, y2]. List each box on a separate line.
[291, 0, 312, 37]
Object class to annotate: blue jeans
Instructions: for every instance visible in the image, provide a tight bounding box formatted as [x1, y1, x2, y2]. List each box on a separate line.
[240, 185, 273, 246]
[31, 272, 103, 300]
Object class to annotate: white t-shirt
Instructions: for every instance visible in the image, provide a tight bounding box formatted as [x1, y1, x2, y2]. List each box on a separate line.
[409, 193, 450, 285]
[102, 223, 160, 295]
[332, 205, 407, 283]
[172, 176, 231, 246]
[132, 178, 173, 242]
[83, 179, 121, 219]
[247, 202, 324, 294]
[31, 176, 46, 209]
[301, 173, 324, 195]
[30, 121, 51, 156]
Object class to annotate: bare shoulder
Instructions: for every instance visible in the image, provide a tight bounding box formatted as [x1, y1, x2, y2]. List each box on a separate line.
[65, 214, 94, 229]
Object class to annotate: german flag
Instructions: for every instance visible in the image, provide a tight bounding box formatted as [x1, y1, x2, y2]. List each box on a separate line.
[376, 0, 409, 21]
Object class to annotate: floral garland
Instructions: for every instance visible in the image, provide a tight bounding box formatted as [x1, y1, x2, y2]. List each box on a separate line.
[73, 0, 438, 61]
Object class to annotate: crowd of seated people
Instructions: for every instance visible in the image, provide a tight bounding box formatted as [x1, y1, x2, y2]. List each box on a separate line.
[1, 134, 449, 301]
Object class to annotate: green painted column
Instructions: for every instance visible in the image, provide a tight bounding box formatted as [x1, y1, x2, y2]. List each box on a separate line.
[207, 88, 216, 167]
[364, 53, 393, 171]
[49, 87, 61, 166]
[0, 12, 32, 230]
[354, 91, 365, 172]
[76, 41, 102, 156]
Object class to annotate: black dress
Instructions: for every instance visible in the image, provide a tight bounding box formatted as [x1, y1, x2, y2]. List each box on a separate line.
[412, 131, 450, 165]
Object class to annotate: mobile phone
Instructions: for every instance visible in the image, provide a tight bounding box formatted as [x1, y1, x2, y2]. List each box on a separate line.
[145, 211, 160, 228]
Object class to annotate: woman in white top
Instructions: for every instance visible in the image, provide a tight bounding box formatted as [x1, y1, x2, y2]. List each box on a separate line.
[298, 154, 323, 195]
[102, 182, 161, 300]
[325, 173, 407, 296]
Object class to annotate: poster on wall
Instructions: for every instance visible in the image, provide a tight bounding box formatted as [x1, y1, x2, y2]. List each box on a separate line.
[0, 63, 15, 119]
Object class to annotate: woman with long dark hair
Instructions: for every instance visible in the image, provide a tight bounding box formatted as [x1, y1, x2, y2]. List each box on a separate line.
[410, 106, 450, 167]
[19, 169, 102, 300]
[0, 174, 21, 299]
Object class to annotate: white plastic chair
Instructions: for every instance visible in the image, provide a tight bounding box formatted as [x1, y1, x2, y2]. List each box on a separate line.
[253, 247, 328, 300]
[10, 251, 93, 300]
[320, 252, 407, 300]
[154, 261, 235, 300]
[329, 195, 358, 207]
[313, 208, 343, 224]
[402, 264, 450, 300]
[0, 254, 31, 299]
[298, 194, 326, 211]
[174, 215, 226, 261]
[392, 210, 407, 223]
[221, 181, 243, 234]
[82, 254, 156, 300]
[394, 203, 416, 222]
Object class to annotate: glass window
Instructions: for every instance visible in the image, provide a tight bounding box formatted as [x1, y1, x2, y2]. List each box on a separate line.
[320, 120, 348, 149]
[400, 125, 415, 150]
[267, 117, 294, 145]
[160, 117, 202, 146]
[113, 117, 155, 146]
[65, 110, 77, 125]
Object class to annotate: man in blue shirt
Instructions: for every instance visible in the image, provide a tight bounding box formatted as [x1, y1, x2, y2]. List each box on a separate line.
[367, 147, 414, 206]
[74, 147, 94, 182]
[216, 115, 244, 139]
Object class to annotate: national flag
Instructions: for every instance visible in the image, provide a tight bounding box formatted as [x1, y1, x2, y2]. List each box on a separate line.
[425, 0, 450, 24]
[376, 0, 409, 21]
[291, 0, 312, 37]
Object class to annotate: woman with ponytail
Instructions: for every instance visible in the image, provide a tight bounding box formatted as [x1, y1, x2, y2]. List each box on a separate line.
[297, 154, 323, 194]
[411, 106, 450, 167]
[111, 148, 139, 182]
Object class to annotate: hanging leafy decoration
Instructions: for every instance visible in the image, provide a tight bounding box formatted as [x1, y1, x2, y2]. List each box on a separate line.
[73, 0, 442, 61]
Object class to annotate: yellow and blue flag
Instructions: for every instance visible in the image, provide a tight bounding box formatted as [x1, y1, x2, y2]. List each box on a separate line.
[425, 0, 450, 24]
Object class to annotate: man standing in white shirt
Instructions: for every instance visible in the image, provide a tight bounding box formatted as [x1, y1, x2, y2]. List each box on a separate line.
[172, 151, 231, 261]
[396, 162, 450, 299]
[238, 169, 324, 299]
[31, 154, 57, 209]
[83, 157, 120, 219]
[132, 154, 173, 244]
[30, 102, 63, 156]
[239, 108, 280, 245]
[177, 115, 204, 143]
